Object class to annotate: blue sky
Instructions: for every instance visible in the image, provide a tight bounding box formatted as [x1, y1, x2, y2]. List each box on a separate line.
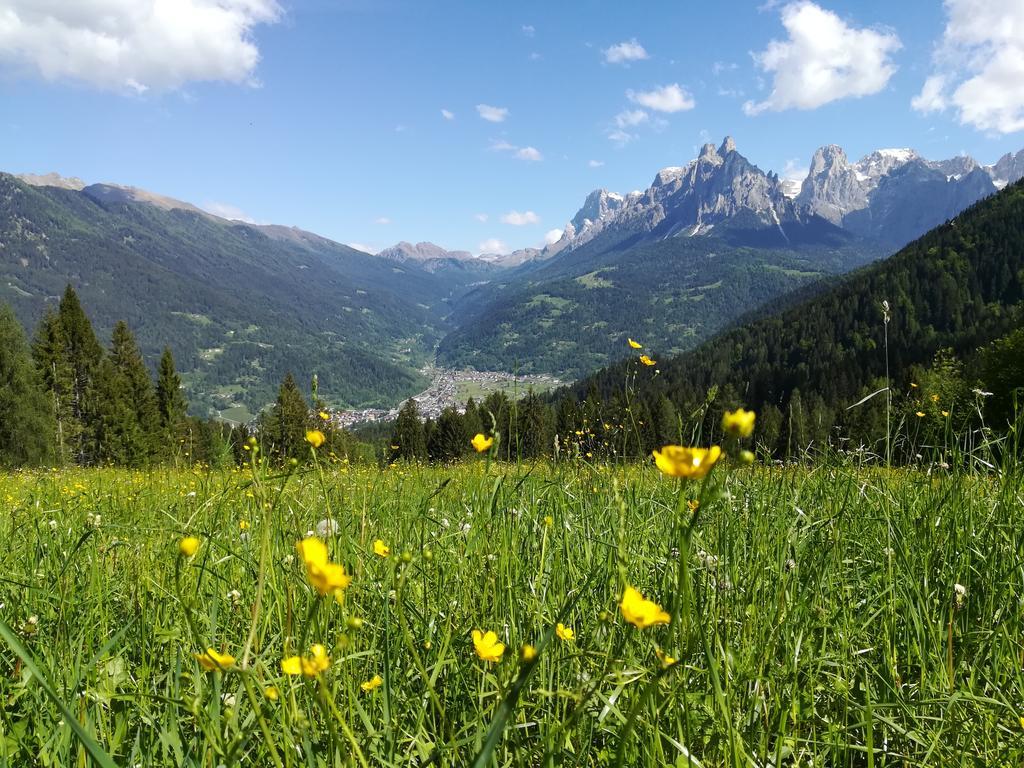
[2, 0, 1023, 254]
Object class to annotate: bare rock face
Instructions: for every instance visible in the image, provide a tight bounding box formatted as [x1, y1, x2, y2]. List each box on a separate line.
[986, 149, 1024, 189]
[797, 145, 868, 225]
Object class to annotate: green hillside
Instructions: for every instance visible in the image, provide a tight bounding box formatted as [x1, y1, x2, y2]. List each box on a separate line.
[439, 232, 879, 379]
[569, 179, 1024, 448]
[0, 174, 476, 414]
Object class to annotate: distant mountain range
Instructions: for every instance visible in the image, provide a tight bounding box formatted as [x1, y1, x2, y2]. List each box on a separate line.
[4, 137, 1020, 412]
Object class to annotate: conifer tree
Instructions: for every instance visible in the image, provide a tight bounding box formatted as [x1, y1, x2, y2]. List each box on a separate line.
[389, 399, 426, 461]
[428, 406, 468, 462]
[110, 321, 160, 459]
[516, 389, 554, 459]
[91, 356, 146, 465]
[0, 303, 54, 466]
[156, 347, 188, 452]
[462, 397, 483, 439]
[57, 286, 103, 464]
[32, 308, 75, 464]
[266, 373, 310, 462]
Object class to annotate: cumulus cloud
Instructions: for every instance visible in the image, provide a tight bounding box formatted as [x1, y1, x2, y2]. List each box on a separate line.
[588, 159, 605, 168]
[515, 146, 543, 161]
[743, 2, 901, 115]
[478, 238, 507, 255]
[522, 24, 535, 37]
[475, 213, 489, 222]
[604, 39, 649, 64]
[607, 129, 635, 146]
[501, 210, 540, 226]
[203, 201, 258, 224]
[374, 216, 391, 225]
[912, 0, 1024, 134]
[615, 109, 649, 127]
[441, 108, 455, 120]
[0, 0, 281, 91]
[544, 228, 564, 245]
[626, 83, 695, 112]
[476, 104, 509, 122]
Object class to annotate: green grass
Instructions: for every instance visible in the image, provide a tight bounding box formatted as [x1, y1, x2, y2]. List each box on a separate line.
[1, 453, 1022, 766]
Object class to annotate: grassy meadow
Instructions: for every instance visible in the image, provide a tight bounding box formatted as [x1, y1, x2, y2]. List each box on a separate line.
[1, 448, 1023, 766]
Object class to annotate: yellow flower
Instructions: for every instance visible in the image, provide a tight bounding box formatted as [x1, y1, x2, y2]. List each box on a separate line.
[305, 430, 326, 449]
[264, 685, 279, 701]
[627, 338, 643, 349]
[721, 408, 756, 438]
[942, 410, 949, 417]
[639, 354, 656, 366]
[471, 433, 494, 453]
[916, 411, 926, 418]
[281, 644, 331, 677]
[360, 674, 383, 692]
[520, 643, 538, 663]
[194, 647, 235, 671]
[555, 623, 576, 642]
[619, 585, 670, 629]
[655, 647, 678, 667]
[179, 536, 200, 558]
[543, 515, 554, 527]
[910, 382, 919, 388]
[239, 520, 250, 531]
[296, 537, 352, 596]
[930, 393, 940, 403]
[652, 445, 721, 479]
[373, 539, 390, 558]
[472, 629, 505, 663]
[319, 410, 330, 420]
[686, 499, 699, 513]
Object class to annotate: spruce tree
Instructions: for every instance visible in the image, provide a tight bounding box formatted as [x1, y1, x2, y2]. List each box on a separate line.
[90, 357, 145, 465]
[110, 321, 160, 460]
[516, 389, 555, 459]
[156, 347, 188, 452]
[57, 286, 103, 464]
[389, 399, 426, 461]
[32, 308, 75, 464]
[266, 373, 310, 462]
[428, 407, 468, 462]
[0, 303, 54, 465]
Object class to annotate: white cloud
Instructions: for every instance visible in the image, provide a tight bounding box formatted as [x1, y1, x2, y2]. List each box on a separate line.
[522, 24, 535, 37]
[744, 2, 901, 115]
[490, 139, 543, 162]
[441, 108, 455, 120]
[615, 109, 649, 128]
[203, 201, 258, 224]
[478, 238, 507, 255]
[501, 210, 540, 226]
[626, 83, 695, 113]
[476, 104, 509, 122]
[604, 39, 649, 64]
[912, 0, 1024, 134]
[374, 216, 391, 225]
[712, 61, 738, 75]
[475, 213, 489, 222]
[544, 228, 564, 245]
[607, 128, 635, 145]
[588, 159, 605, 168]
[0, 0, 281, 91]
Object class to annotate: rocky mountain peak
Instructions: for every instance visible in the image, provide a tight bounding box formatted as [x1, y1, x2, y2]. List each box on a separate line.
[719, 136, 737, 155]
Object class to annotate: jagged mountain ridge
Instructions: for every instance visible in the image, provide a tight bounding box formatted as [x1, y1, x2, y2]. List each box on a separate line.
[544, 138, 1020, 258]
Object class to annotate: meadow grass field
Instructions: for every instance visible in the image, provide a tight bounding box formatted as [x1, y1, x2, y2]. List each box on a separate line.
[1, 447, 1022, 767]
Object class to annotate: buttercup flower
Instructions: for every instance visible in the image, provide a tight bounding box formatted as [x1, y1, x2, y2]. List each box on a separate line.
[652, 445, 721, 479]
[628, 338, 643, 349]
[373, 539, 390, 558]
[360, 674, 383, 692]
[722, 408, 756, 438]
[471, 433, 494, 453]
[619, 585, 670, 629]
[179, 536, 200, 558]
[555, 623, 576, 642]
[296, 537, 352, 596]
[520, 643, 538, 663]
[281, 644, 331, 677]
[305, 430, 326, 449]
[194, 647, 235, 671]
[639, 354, 656, 366]
[472, 629, 505, 663]
[655, 647, 678, 667]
